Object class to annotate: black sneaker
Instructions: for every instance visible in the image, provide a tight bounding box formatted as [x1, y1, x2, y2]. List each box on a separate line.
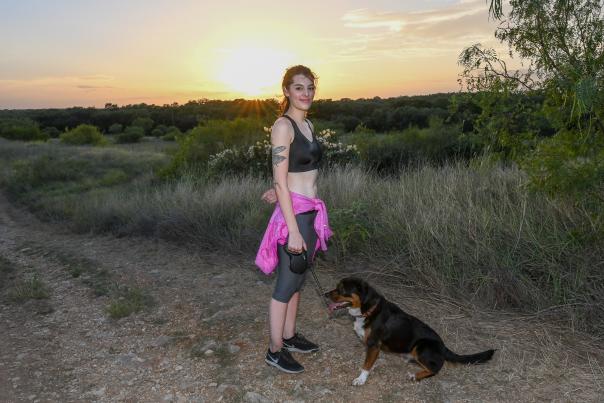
[265, 348, 304, 374]
[283, 333, 319, 353]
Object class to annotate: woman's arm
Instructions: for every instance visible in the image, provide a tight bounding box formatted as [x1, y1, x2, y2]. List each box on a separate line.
[271, 119, 306, 253]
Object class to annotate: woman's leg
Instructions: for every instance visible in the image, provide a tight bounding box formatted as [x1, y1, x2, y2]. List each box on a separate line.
[268, 298, 288, 352]
[283, 291, 300, 339]
[269, 210, 317, 351]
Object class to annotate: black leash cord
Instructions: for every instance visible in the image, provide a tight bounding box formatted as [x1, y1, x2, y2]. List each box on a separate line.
[309, 265, 333, 317]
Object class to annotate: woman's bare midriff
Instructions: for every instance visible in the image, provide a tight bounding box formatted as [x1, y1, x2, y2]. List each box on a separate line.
[287, 169, 319, 199]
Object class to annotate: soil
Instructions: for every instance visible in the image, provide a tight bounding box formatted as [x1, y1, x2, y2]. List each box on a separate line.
[1, 193, 602, 403]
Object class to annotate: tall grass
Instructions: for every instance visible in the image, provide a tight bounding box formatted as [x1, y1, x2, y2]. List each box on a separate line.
[1, 138, 602, 333]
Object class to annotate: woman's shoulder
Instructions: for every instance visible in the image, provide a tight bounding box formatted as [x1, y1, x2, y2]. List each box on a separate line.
[271, 117, 294, 140]
[272, 116, 293, 131]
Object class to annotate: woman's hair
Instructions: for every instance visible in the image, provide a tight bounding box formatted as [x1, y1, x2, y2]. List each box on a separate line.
[280, 65, 317, 114]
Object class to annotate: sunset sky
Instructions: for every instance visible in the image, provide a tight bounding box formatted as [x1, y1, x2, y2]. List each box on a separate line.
[0, 0, 502, 109]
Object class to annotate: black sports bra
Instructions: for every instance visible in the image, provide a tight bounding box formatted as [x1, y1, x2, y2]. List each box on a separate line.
[282, 115, 322, 172]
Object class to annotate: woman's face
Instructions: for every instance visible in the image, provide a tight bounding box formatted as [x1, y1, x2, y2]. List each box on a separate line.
[283, 74, 315, 112]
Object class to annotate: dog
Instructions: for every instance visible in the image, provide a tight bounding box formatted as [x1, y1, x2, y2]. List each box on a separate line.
[326, 277, 495, 385]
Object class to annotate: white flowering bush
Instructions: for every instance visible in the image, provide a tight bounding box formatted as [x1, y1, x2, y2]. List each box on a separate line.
[207, 126, 359, 178]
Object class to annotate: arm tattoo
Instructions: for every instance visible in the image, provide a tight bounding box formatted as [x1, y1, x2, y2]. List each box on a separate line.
[272, 146, 286, 166]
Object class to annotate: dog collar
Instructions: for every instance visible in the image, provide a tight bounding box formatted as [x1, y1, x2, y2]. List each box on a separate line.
[362, 302, 379, 318]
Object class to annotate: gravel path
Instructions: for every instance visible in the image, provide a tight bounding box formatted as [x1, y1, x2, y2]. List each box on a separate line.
[1, 194, 602, 402]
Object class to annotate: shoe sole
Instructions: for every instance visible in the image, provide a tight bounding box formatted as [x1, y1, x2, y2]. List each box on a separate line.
[265, 358, 304, 374]
[283, 346, 320, 354]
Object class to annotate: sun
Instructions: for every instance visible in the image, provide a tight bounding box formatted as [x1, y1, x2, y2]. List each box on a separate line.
[216, 45, 294, 97]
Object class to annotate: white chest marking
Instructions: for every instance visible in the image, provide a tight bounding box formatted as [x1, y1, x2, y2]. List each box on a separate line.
[353, 317, 365, 340]
[348, 308, 365, 340]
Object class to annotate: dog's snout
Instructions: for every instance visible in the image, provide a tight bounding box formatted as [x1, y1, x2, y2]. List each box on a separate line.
[324, 288, 337, 300]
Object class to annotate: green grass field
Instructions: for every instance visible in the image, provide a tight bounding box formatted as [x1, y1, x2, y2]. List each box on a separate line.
[1, 137, 602, 334]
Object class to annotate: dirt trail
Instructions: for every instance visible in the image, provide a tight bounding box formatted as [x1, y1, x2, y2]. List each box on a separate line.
[0, 194, 602, 403]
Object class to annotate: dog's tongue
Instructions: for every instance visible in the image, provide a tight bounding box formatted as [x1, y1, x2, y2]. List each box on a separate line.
[328, 303, 340, 313]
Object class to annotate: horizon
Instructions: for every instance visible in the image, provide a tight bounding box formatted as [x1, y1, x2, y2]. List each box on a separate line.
[1, 0, 502, 109]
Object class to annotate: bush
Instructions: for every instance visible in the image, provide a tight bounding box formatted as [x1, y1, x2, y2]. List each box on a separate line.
[352, 118, 462, 173]
[161, 126, 182, 141]
[60, 124, 106, 145]
[522, 128, 604, 203]
[108, 123, 123, 134]
[116, 126, 145, 143]
[42, 126, 61, 138]
[206, 126, 359, 179]
[131, 117, 154, 134]
[0, 118, 48, 142]
[152, 124, 168, 137]
[165, 118, 267, 177]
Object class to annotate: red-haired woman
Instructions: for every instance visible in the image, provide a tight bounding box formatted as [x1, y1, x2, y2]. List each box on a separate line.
[256, 65, 332, 373]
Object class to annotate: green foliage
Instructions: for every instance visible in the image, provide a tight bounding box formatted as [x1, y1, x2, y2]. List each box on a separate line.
[352, 118, 462, 173]
[164, 118, 267, 177]
[160, 126, 182, 141]
[60, 124, 106, 145]
[131, 117, 154, 134]
[459, 0, 604, 204]
[8, 274, 50, 302]
[522, 129, 604, 200]
[116, 126, 145, 143]
[106, 286, 154, 319]
[152, 124, 168, 137]
[8, 155, 87, 192]
[42, 126, 61, 138]
[108, 123, 123, 134]
[329, 200, 371, 257]
[205, 126, 359, 179]
[0, 118, 48, 142]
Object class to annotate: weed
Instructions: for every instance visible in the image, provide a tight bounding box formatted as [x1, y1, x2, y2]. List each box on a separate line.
[8, 274, 50, 303]
[106, 286, 154, 319]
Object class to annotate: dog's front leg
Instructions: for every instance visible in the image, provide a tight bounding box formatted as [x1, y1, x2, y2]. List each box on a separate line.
[353, 345, 380, 386]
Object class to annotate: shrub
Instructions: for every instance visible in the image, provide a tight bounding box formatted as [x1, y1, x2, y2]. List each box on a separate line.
[60, 124, 106, 145]
[116, 126, 145, 143]
[161, 126, 182, 141]
[521, 128, 604, 203]
[42, 126, 61, 138]
[108, 123, 123, 134]
[165, 118, 267, 177]
[206, 126, 359, 179]
[152, 124, 168, 137]
[0, 118, 48, 142]
[131, 117, 154, 134]
[352, 118, 462, 173]
[8, 274, 50, 302]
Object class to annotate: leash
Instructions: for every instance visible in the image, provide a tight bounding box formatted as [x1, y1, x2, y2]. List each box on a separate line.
[308, 264, 334, 319]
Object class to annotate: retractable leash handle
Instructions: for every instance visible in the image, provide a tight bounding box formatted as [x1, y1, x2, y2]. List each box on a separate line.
[309, 265, 334, 319]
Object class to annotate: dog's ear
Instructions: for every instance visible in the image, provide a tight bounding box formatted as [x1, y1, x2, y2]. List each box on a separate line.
[360, 281, 378, 313]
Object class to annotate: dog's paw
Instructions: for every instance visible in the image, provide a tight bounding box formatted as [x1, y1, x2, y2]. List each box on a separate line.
[352, 370, 369, 386]
[406, 372, 417, 382]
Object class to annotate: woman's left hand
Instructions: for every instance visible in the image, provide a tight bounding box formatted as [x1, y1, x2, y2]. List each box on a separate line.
[261, 188, 277, 204]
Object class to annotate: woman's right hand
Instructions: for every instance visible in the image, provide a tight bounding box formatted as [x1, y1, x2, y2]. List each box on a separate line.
[287, 231, 306, 254]
[261, 188, 277, 204]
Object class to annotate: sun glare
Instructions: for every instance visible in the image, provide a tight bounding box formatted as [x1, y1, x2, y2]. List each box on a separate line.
[216, 45, 294, 97]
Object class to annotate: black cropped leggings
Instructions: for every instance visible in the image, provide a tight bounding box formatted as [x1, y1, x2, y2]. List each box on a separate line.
[272, 210, 318, 303]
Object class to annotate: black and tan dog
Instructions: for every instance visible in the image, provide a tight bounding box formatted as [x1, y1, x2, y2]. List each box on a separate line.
[326, 277, 495, 385]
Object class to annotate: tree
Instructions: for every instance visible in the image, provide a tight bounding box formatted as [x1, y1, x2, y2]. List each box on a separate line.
[458, 0, 604, 199]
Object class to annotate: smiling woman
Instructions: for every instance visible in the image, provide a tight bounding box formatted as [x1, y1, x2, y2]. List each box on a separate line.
[216, 45, 294, 97]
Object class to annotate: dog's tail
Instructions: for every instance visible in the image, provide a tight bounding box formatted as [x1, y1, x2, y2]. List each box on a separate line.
[444, 347, 495, 364]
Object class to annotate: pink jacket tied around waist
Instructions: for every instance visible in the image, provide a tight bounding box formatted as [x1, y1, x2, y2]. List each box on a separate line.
[255, 192, 333, 275]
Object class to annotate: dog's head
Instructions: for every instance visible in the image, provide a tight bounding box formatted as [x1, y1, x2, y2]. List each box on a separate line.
[325, 277, 380, 314]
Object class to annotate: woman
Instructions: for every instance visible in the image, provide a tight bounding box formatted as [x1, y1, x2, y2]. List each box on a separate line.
[255, 65, 332, 374]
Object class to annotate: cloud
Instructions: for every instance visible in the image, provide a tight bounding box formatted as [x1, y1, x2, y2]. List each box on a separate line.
[328, 0, 499, 62]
